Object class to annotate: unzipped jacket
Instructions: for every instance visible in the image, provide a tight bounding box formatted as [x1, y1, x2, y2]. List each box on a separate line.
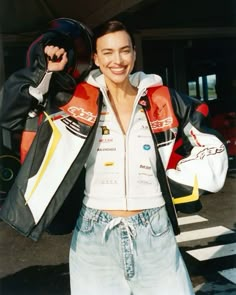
[0, 68, 228, 240]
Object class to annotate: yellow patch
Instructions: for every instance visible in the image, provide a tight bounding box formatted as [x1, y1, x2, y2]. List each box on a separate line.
[104, 162, 114, 166]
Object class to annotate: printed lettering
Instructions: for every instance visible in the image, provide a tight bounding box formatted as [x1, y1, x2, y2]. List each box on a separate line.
[139, 164, 151, 170]
[150, 117, 173, 130]
[67, 106, 96, 123]
[99, 138, 113, 143]
[97, 148, 116, 151]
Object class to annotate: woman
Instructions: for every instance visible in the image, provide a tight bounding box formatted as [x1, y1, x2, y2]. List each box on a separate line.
[0, 20, 227, 294]
[68, 21, 227, 294]
[68, 21, 193, 294]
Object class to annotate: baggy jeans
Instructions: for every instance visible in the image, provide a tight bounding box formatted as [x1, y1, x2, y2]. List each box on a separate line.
[69, 205, 195, 295]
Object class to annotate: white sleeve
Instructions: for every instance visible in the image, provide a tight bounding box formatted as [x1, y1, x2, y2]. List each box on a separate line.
[166, 124, 228, 193]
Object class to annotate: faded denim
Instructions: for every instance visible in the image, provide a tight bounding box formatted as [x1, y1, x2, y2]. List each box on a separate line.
[69, 205, 195, 295]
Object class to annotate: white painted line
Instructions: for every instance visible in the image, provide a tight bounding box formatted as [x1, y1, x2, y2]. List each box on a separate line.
[187, 243, 236, 261]
[178, 215, 208, 226]
[176, 226, 234, 243]
[219, 268, 236, 284]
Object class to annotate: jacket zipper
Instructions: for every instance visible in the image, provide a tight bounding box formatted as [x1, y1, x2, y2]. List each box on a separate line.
[124, 134, 128, 208]
[103, 89, 144, 210]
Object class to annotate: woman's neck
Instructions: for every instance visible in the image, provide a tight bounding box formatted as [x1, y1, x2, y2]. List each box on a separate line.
[105, 78, 137, 103]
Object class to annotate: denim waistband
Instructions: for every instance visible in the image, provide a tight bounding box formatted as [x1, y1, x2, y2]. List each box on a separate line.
[80, 205, 164, 226]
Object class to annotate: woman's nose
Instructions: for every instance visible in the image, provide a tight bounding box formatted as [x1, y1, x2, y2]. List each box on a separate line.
[113, 52, 122, 63]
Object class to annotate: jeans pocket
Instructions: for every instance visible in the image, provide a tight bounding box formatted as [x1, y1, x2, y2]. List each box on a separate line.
[71, 215, 95, 252]
[148, 207, 170, 237]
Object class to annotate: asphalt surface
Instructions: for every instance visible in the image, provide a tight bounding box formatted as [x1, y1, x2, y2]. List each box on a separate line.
[0, 172, 235, 295]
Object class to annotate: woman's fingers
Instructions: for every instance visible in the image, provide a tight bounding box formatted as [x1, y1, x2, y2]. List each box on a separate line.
[44, 46, 68, 71]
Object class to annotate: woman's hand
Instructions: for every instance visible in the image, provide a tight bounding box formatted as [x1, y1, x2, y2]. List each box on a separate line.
[44, 45, 68, 72]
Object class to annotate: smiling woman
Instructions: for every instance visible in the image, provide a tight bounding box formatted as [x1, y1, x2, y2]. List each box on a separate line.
[68, 20, 227, 295]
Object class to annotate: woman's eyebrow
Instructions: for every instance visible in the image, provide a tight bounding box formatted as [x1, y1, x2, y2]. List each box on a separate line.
[101, 45, 131, 52]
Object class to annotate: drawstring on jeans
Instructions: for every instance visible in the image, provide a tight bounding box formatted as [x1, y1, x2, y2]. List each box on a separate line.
[102, 217, 137, 253]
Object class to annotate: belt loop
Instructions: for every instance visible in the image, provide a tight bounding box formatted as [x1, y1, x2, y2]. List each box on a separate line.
[92, 209, 101, 223]
[84, 206, 100, 223]
[139, 211, 149, 226]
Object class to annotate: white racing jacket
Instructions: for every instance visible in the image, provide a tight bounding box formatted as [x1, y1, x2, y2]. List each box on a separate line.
[0, 68, 228, 240]
[84, 71, 165, 211]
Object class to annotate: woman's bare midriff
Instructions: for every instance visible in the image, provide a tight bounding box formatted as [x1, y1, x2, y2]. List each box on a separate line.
[103, 209, 143, 217]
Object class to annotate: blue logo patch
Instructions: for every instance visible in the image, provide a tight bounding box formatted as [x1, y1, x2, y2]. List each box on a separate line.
[143, 144, 151, 150]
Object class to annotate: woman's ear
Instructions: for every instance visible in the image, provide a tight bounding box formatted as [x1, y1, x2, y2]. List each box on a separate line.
[94, 53, 99, 67]
[133, 46, 136, 60]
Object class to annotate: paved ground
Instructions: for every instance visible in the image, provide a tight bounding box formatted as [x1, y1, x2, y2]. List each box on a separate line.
[178, 172, 236, 294]
[0, 172, 235, 295]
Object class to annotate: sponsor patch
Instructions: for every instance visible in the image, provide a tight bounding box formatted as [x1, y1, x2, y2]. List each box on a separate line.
[104, 162, 115, 166]
[143, 144, 151, 150]
[101, 126, 110, 135]
[139, 164, 151, 170]
[97, 148, 116, 152]
[99, 138, 113, 143]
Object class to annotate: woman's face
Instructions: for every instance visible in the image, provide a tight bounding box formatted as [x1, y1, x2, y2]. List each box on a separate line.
[94, 30, 136, 85]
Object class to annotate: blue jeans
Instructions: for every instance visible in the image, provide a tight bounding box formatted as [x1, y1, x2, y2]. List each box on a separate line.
[69, 205, 194, 295]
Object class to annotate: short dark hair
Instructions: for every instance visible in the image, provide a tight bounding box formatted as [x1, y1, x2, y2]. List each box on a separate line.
[93, 20, 135, 52]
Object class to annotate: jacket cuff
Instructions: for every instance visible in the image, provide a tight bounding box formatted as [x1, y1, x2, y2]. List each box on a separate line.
[28, 71, 53, 102]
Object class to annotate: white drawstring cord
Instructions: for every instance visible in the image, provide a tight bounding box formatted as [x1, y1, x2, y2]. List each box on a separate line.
[102, 217, 137, 253]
